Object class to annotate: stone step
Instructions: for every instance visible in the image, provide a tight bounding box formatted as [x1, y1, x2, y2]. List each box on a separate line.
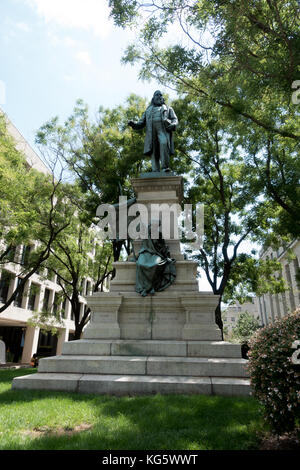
[62, 339, 242, 358]
[37, 355, 249, 378]
[83, 325, 222, 341]
[12, 372, 251, 396]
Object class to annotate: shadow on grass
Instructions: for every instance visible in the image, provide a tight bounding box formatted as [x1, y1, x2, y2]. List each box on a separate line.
[0, 368, 37, 384]
[42, 399, 261, 450]
[88, 394, 264, 450]
[0, 369, 265, 450]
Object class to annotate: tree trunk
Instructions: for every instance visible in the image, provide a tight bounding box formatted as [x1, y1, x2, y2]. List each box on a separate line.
[74, 325, 83, 340]
[215, 301, 224, 341]
[112, 240, 124, 262]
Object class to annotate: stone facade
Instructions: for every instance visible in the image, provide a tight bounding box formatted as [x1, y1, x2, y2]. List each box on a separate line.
[258, 240, 300, 325]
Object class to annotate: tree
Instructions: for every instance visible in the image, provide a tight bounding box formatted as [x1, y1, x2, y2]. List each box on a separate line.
[231, 311, 261, 344]
[171, 96, 285, 333]
[108, 0, 300, 235]
[45, 189, 113, 340]
[109, 0, 300, 139]
[36, 96, 147, 263]
[34, 93, 287, 337]
[0, 115, 71, 313]
[25, 180, 114, 340]
[36, 95, 191, 262]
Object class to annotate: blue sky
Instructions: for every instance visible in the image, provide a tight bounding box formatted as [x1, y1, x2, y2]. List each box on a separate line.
[0, 0, 216, 292]
[0, 0, 260, 293]
[0, 0, 161, 150]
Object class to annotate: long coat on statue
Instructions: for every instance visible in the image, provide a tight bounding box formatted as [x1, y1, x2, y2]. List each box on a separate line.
[132, 104, 178, 156]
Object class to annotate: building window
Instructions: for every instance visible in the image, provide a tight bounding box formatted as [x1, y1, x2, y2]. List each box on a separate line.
[0, 271, 11, 303]
[46, 269, 54, 282]
[37, 331, 58, 358]
[6, 246, 16, 262]
[14, 278, 24, 308]
[42, 288, 51, 312]
[27, 283, 39, 311]
[20, 245, 31, 266]
[231, 317, 235, 322]
[52, 292, 60, 316]
[61, 298, 67, 319]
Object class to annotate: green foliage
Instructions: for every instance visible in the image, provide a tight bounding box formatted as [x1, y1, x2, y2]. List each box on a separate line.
[174, 96, 283, 327]
[36, 96, 150, 212]
[109, 0, 300, 236]
[35, 95, 191, 264]
[0, 115, 77, 313]
[110, 0, 300, 139]
[32, 183, 113, 339]
[27, 313, 63, 337]
[223, 255, 288, 304]
[248, 309, 300, 434]
[108, 0, 139, 27]
[0, 115, 53, 251]
[231, 311, 261, 343]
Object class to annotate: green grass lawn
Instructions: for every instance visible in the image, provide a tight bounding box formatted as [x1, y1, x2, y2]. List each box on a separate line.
[0, 368, 267, 450]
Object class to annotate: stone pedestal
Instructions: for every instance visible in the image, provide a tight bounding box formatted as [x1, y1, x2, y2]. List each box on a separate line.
[13, 174, 250, 396]
[131, 174, 184, 261]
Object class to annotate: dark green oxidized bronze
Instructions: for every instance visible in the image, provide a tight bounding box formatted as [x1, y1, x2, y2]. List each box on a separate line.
[135, 222, 176, 296]
[128, 90, 178, 172]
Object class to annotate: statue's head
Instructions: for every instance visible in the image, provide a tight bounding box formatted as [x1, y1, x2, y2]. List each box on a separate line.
[151, 90, 165, 106]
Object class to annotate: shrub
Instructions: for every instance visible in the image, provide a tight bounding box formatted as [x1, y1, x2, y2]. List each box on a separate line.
[232, 311, 261, 343]
[230, 311, 261, 358]
[248, 309, 300, 435]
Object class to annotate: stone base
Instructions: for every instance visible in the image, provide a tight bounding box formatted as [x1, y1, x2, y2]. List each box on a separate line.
[13, 372, 250, 396]
[83, 291, 222, 341]
[12, 290, 250, 396]
[12, 336, 251, 396]
[12, 174, 251, 397]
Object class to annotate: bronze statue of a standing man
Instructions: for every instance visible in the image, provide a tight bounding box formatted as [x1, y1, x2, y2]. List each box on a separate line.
[128, 90, 178, 172]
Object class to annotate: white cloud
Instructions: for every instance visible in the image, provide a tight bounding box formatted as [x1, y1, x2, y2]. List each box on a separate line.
[15, 22, 31, 33]
[63, 73, 75, 82]
[47, 31, 80, 48]
[27, 0, 112, 37]
[63, 36, 78, 48]
[76, 50, 92, 66]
